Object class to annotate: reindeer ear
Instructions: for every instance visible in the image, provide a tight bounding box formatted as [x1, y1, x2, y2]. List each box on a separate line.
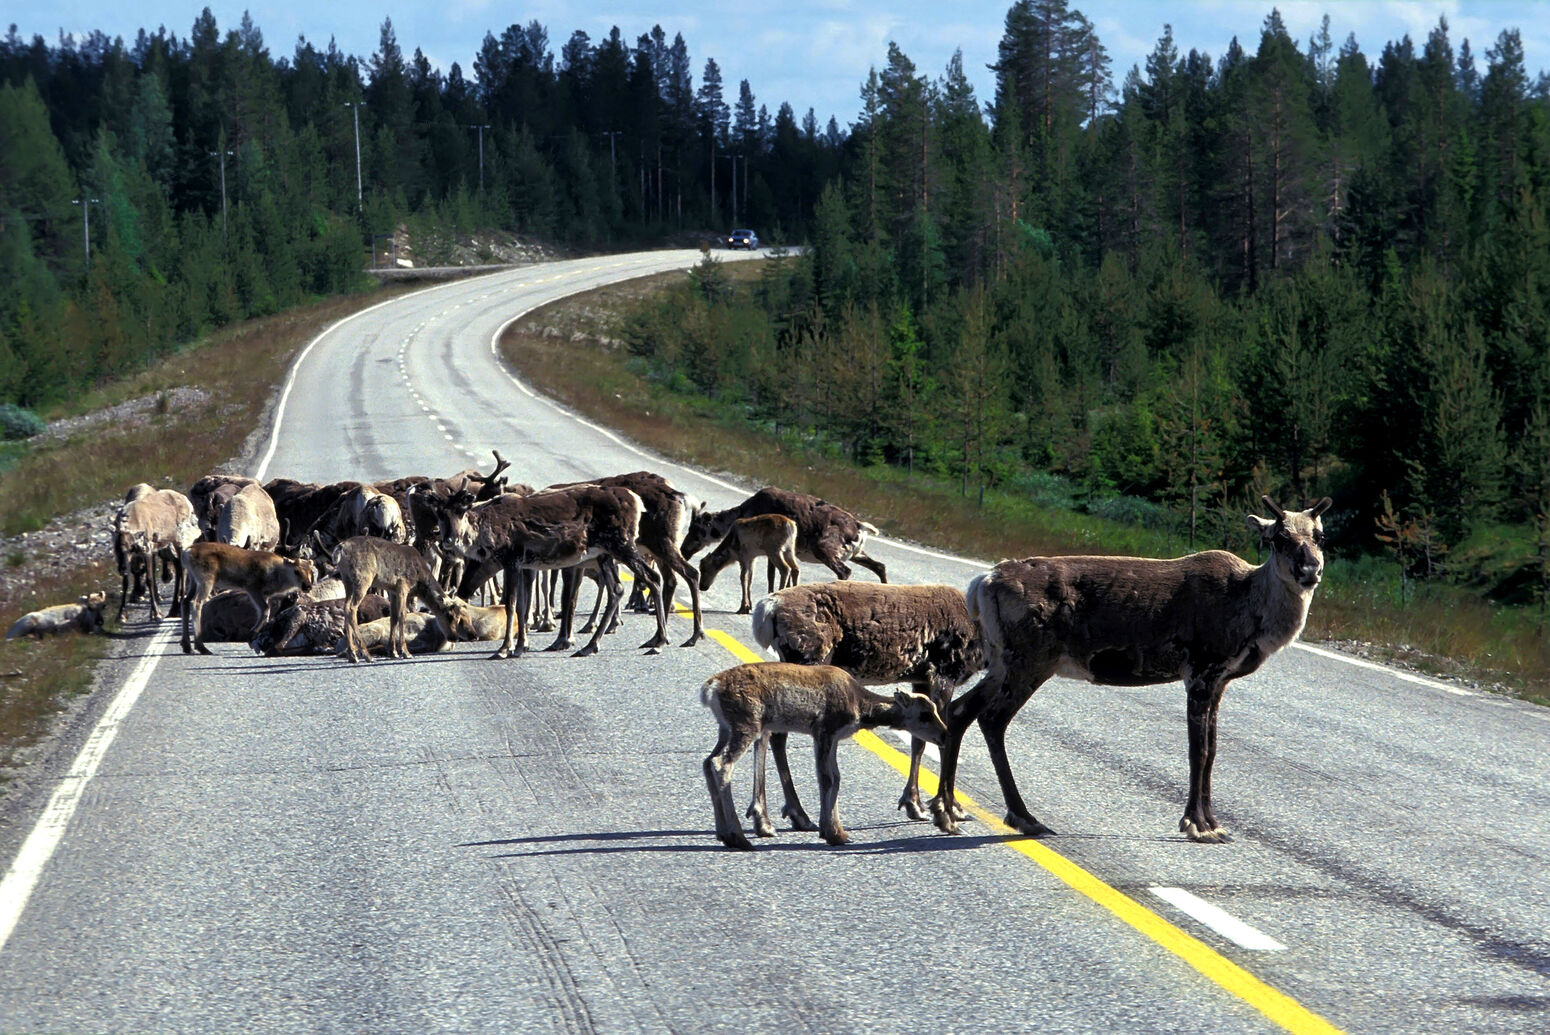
[1245, 514, 1275, 541]
[893, 690, 913, 707]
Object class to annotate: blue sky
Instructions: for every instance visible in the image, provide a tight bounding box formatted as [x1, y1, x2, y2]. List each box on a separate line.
[11, 2, 1548, 127]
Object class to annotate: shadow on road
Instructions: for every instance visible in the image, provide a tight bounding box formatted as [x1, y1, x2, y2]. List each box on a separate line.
[462, 824, 1016, 857]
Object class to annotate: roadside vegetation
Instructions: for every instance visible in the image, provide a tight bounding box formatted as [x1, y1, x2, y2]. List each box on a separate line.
[500, 264, 1550, 705]
[0, 287, 404, 781]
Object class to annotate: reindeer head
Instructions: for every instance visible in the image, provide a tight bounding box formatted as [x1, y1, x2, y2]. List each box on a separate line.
[291, 558, 317, 592]
[1247, 496, 1332, 590]
[80, 591, 108, 629]
[680, 502, 715, 559]
[432, 489, 480, 549]
[893, 690, 948, 747]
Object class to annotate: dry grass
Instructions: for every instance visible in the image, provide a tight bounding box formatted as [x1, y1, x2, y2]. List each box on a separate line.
[501, 271, 1550, 706]
[0, 287, 411, 781]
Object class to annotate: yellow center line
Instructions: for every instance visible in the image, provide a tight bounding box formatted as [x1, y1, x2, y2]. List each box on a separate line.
[689, 608, 1340, 1035]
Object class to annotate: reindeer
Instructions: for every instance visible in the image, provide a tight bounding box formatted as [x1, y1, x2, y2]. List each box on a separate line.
[429, 484, 666, 658]
[682, 487, 886, 583]
[180, 542, 317, 654]
[7, 592, 108, 639]
[114, 489, 200, 622]
[750, 581, 983, 827]
[701, 662, 947, 850]
[332, 536, 462, 662]
[215, 482, 281, 552]
[543, 472, 705, 647]
[698, 513, 800, 614]
[932, 496, 1333, 845]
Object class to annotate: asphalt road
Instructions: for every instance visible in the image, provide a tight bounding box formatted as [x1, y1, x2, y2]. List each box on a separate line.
[2, 249, 1548, 1033]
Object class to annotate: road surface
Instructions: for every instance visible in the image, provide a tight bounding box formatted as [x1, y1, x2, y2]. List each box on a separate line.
[2, 249, 1547, 1032]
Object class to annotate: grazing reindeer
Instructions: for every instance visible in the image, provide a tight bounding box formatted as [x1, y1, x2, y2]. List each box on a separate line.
[701, 662, 947, 850]
[933, 496, 1333, 845]
[7, 592, 108, 639]
[180, 542, 316, 654]
[698, 514, 800, 614]
[332, 536, 462, 662]
[751, 581, 983, 826]
[682, 486, 886, 583]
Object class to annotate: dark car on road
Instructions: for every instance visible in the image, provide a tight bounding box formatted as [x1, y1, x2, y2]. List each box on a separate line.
[726, 229, 759, 249]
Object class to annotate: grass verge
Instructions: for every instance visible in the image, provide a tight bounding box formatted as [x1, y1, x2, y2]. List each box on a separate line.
[0, 286, 412, 783]
[498, 267, 1550, 706]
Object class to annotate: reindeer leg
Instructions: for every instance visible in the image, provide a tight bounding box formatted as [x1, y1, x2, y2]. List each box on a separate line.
[573, 564, 619, 657]
[547, 568, 579, 651]
[1181, 675, 1232, 843]
[737, 559, 754, 615]
[814, 730, 849, 845]
[625, 549, 669, 651]
[977, 674, 1052, 837]
[704, 727, 755, 851]
[930, 671, 1006, 834]
[669, 550, 704, 648]
[851, 549, 887, 583]
[744, 733, 776, 837]
[770, 733, 817, 831]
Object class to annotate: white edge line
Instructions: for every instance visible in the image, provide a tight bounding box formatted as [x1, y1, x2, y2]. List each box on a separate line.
[1148, 887, 1287, 951]
[1290, 641, 1475, 696]
[0, 622, 179, 952]
[0, 270, 518, 956]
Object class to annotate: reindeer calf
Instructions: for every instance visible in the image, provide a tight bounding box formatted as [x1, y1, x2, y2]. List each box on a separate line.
[700, 662, 946, 851]
[334, 536, 460, 662]
[7, 592, 108, 639]
[181, 542, 316, 655]
[336, 613, 452, 656]
[698, 514, 799, 614]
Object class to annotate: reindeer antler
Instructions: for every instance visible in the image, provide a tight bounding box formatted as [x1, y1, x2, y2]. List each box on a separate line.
[1260, 495, 1286, 519]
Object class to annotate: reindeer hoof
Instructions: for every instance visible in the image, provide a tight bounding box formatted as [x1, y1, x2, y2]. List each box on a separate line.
[821, 829, 851, 846]
[1180, 817, 1233, 843]
[570, 644, 600, 658]
[930, 799, 962, 835]
[196, 644, 213, 656]
[638, 634, 669, 650]
[781, 805, 818, 832]
[1004, 812, 1054, 837]
[680, 631, 704, 648]
[719, 833, 755, 851]
[897, 793, 928, 822]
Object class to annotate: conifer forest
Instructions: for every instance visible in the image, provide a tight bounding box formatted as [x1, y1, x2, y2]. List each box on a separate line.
[2, 4, 1549, 602]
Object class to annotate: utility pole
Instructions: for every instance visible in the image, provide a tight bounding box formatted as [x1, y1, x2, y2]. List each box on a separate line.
[464, 124, 490, 193]
[71, 196, 100, 270]
[600, 130, 621, 188]
[343, 101, 363, 208]
[208, 148, 234, 237]
[720, 154, 740, 223]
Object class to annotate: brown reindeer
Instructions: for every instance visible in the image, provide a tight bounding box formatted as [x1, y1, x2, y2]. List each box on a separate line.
[750, 581, 983, 827]
[933, 496, 1333, 845]
[701, 662, 947, 850]
[543, 472, 705, 647]
[698, 513, 800, 614]
[332, 536, 462, 662]
[682, 487, 886, 583]
[115, 489, 201, 622]
[180, 542, 316, 654]
[430, 484, 666, 658]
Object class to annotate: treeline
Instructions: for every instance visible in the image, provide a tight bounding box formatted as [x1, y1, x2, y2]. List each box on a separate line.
[0, 9, 837, 408]
[626, 4, 1550, 599]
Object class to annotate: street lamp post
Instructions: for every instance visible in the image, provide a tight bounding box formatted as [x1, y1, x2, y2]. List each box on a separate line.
[464, 124, 490, 193]
[343, 101, 363, 208]
[209, 148, 234, 237]
[71, 196, 100, 270]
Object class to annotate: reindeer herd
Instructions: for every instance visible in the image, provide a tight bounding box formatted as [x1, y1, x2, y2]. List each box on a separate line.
[10, 447, 1333, 852]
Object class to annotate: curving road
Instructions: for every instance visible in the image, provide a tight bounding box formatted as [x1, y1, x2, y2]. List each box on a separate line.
[2, 250, 1548, 1032]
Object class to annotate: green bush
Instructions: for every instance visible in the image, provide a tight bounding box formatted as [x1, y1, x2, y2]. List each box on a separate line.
[0, 404, 45, 440]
